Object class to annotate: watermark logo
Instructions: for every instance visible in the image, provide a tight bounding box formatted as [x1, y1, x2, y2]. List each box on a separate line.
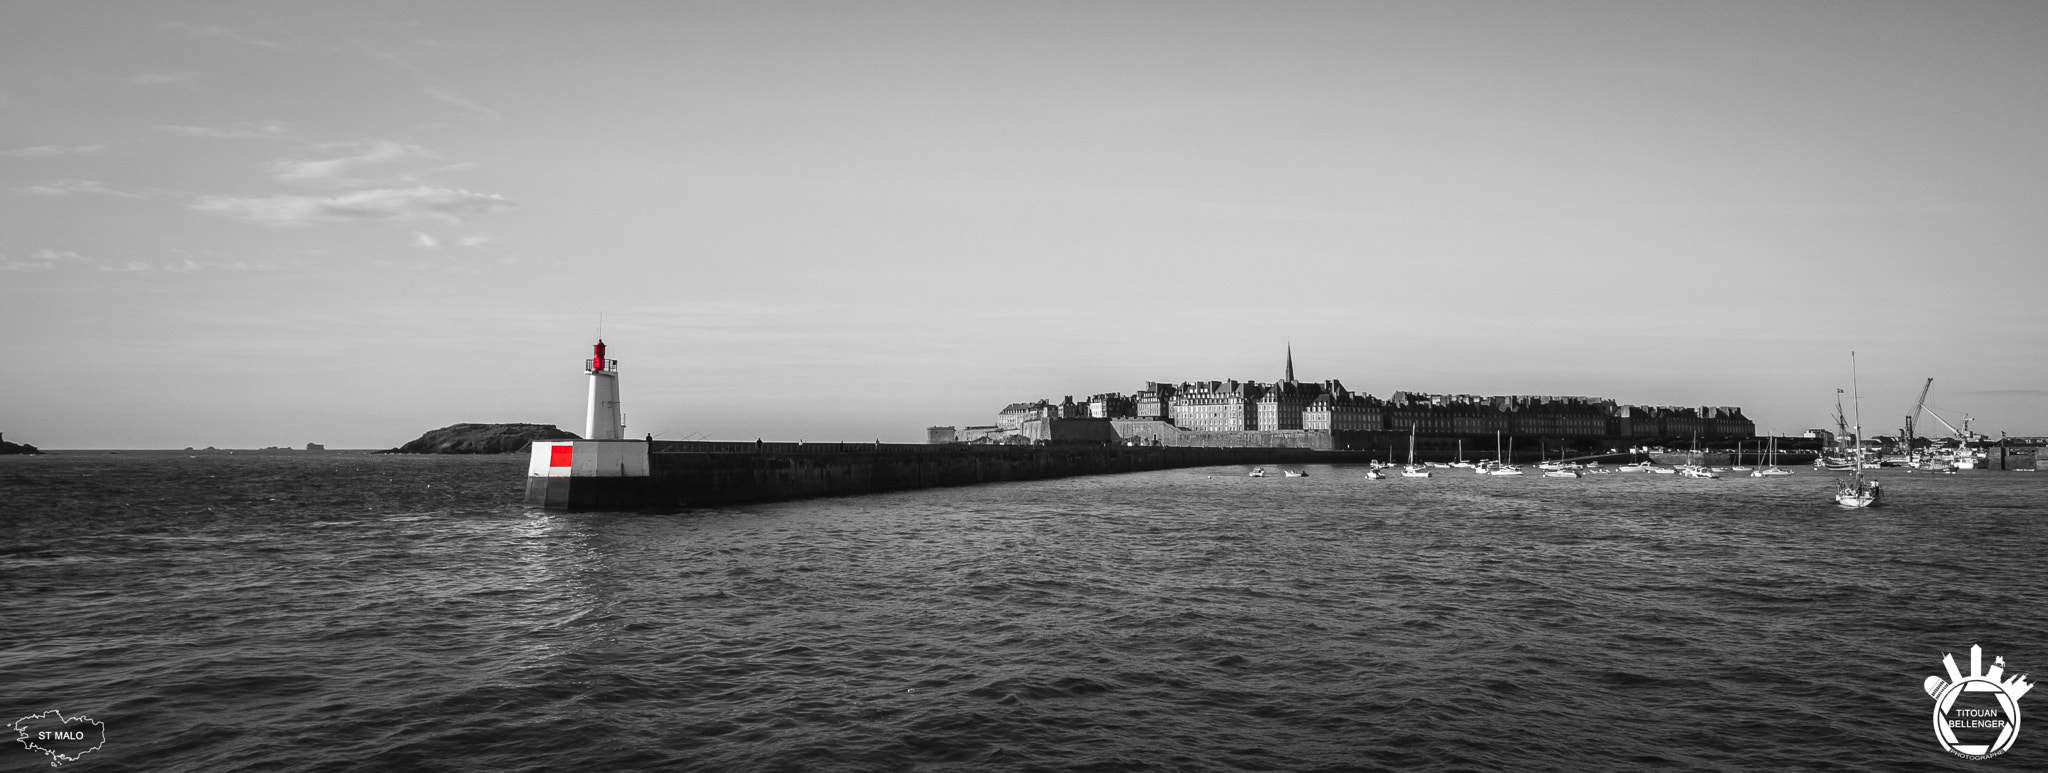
[1923, 644, 2034, 760]
[10, 710, 105, 767]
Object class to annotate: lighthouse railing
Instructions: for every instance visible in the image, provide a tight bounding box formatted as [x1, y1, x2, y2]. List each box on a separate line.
[585, 358, 618, 373]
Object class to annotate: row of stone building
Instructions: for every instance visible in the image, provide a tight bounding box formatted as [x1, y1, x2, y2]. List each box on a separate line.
[935, 375, 1752, 444]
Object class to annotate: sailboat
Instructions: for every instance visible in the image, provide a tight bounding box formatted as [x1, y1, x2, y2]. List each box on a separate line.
[1489, 433, 1524, 475]
[1817, 389, 1858, 470]
[1401, 424, 1431, 477]
[1730, 441, 1752, 472]
[1543, 455, 1582, 479]
[1450, 439, 1473, 468]
[1835, 353, 1883, 507]
[1678, 433, 1720, 478]
[1752, 434, 1793, 477]
[1618, 447, 1653, 472]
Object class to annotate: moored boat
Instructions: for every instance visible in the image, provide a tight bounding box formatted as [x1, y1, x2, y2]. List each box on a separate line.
[1752, 434, 1794, 477]
[1401, 424, 1431, 477]
[1834, 353, 1884, 508]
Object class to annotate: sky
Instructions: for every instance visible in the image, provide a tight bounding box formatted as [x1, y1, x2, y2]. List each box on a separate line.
[3, 1, 2045, 449]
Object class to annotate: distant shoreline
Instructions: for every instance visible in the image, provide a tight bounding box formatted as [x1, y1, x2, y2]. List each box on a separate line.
[11, 448, 393, 455]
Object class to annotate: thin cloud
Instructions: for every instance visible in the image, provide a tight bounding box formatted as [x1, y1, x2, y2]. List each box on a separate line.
[414, 232, 441, 248]
[272, 140, 428, 182]
[366, 48, 501, 123]
[161, 22, 287, 50]
[165, 259, 265, 272]
[1, 248, 98, 271]
[129, 72, 206, 89]
[99, 261, 153, 273]
[458, 235, 491, 247]
[420, 87, 502, 123]
[16, 179, 144, 198]
[2, 144, 107, 158]
[158, 122, 290, 140]
[190, 186, 515, 224]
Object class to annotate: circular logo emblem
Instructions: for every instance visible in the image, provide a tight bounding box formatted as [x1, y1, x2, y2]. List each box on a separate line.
[1925, 645, 2033, 761]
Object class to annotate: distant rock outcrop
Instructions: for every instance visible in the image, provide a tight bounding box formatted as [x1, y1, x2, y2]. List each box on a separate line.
[0, 435, 40, 455]
[388, 423, 580, 454]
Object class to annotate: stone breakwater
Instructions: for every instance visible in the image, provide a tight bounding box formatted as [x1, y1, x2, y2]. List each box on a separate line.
[527, 440, 1364, 509]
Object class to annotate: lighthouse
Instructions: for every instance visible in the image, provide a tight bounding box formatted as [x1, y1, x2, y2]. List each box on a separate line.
[584, 339, 624, 440]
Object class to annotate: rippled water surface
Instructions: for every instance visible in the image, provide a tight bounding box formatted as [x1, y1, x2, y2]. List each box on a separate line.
[4, 452, 2046, 771]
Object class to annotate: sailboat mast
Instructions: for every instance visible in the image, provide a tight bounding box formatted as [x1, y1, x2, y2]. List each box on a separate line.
[1849, 352, 1868, 485]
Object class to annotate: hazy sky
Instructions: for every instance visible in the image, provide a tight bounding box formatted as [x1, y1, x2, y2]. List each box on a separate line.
[4, 1, 2044, 448]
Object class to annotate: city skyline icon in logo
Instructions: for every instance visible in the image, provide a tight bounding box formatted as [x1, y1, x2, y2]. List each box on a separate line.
[1924, 644, 2034, 760]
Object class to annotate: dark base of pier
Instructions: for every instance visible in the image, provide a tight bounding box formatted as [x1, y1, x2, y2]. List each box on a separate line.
[527, 475, 654, 510]
[529, 442, 1366, 510]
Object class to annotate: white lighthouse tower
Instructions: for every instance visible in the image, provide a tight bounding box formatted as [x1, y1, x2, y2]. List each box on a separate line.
[584, 339, 624, 440]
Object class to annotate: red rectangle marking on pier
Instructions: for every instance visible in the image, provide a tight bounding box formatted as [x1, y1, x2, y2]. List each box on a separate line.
[549, 445, 573, 467]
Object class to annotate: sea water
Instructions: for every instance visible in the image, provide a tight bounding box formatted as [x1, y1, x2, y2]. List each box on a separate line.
[3, 452, 2044, 771]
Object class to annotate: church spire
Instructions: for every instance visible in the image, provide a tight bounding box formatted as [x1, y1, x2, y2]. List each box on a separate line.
[1285, 343, 1295, 383]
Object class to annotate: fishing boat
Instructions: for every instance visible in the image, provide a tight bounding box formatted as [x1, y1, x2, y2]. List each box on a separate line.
[1543, 467, 1581, 478]
[1401, 424, 1431, 477]
[1834, 353, 1883, 508]
[1249, 467, 1265, 478]
[1284, 470, 1307, 478]
[1364, 467, 1385, 480]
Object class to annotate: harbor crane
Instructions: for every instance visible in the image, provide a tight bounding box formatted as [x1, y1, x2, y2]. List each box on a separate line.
[1905, 378, 1933, 454]
[1907, 378, 1977, 445]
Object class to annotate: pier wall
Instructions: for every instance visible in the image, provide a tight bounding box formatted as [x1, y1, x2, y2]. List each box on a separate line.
[1108, 420, 1340, 450]
[527, 440, 1359, 510]
[1986, 445, 2040, 471]
[1101, 420, 1812, 463]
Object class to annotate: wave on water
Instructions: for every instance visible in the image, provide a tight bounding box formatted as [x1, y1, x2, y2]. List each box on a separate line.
[3, 454, 2045, 771]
